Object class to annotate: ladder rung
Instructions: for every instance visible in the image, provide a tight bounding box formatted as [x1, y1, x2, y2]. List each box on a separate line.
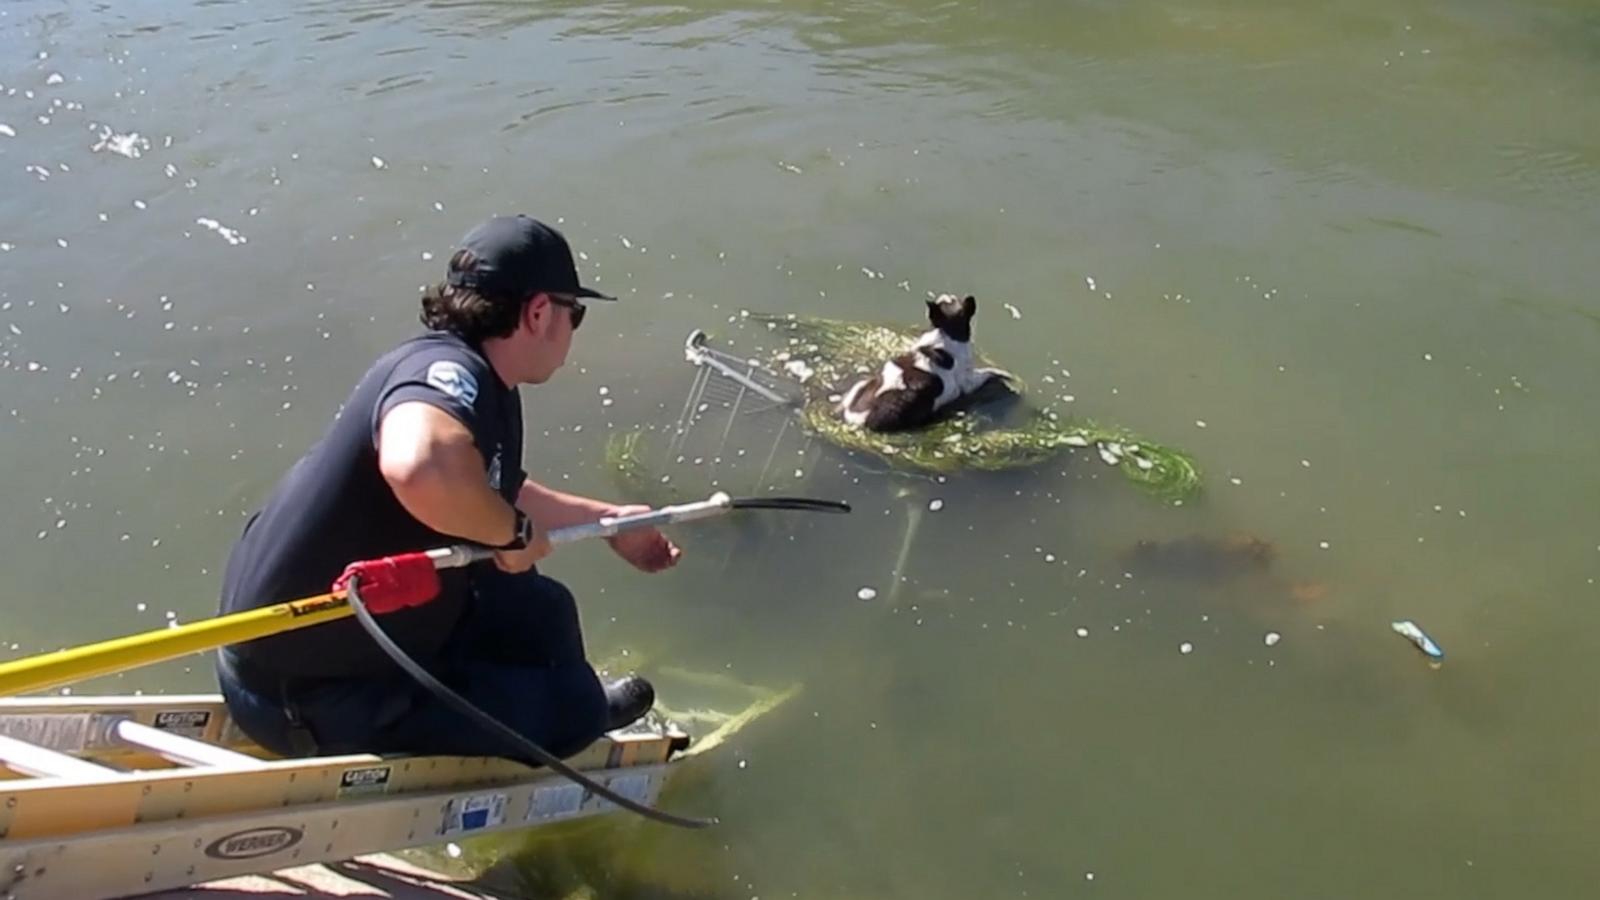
[113, 719, 267, 769]
[0, 733, 120, 779]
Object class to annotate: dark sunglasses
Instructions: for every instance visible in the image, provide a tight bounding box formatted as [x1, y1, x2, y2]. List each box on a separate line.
[546, 293, 587, 330]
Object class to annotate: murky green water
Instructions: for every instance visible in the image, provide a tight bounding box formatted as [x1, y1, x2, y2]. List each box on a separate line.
[4, 0, 1599, 896]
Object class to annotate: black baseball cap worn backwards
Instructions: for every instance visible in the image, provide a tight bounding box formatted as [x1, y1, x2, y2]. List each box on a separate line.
[446, 215, 616, 302]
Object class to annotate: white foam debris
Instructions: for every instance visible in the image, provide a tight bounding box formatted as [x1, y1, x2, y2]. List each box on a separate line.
[91, 126, 149, 159]
[856, 587, 878, 601]
[370, 156, 386, 169]
[1180, 642, 1194, 655]
[45, 73, 63, 86]
[195, 217, 247, 246]
[1264, 632, 1282, 647]
[783, 359, 814, 382]
[1, 242, 14, 251]
[1086, 276, 1097, 290]
[1003, 302, 1021, 319]
[0, 124, 16, 138]
[928, 499, 944, 512]
[778, 161, 802, 174]
[620, 236, 632, 249]
[1075, 627, 1089, 638]
[1195, 419, 1208, 428]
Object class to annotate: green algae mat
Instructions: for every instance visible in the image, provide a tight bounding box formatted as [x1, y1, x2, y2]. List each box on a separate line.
[608, 313, 1201, 501]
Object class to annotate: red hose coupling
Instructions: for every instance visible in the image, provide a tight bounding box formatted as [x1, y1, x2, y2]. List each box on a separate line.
[332, 552, 441, 614]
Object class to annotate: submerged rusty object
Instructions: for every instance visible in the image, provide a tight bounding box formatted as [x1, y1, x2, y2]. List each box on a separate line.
[1121, 533, 1278, 583]
[1119, 532, 1331, 603]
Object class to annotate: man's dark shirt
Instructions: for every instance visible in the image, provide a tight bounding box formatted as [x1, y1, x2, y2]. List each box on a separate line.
[220, 331, 524, 679]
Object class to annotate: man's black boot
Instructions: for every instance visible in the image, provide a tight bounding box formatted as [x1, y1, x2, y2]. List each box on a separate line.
[603, 675, 655, 730]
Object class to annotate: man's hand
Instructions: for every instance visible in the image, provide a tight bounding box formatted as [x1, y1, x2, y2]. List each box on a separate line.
[493, 526, 552, 574]
[604, 504, 682, 573]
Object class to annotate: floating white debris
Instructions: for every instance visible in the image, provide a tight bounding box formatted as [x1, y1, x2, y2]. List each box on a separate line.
[598, 386, 610, 396]
[45, 73, 64, 86]
[777, 161, 802, 174]
[1097, 445, 1121, 466]
[928, 499, 944, 512]
[1003, 302, 1022, 319]
[195, 217, 247, 246]
[1318, 541, 1330, 550]
[1075, 627, 1089, 638]
[91, 126, 149, 159]
[445, 843, 462, 859]
[370, 156, 386, 169]
[0, 242, 12, 251]
[1195, 420, 1208, 428]
[1264, 632, 1281, 647]
[7, 324, 19, 336]
[1062, 434, 1090, 447]
[1391, 620, 1444, 661]
[1085, 276, 1097, 291]
[856, 587, 878, 601]
[0, 124, 15, 138]
[620, 236, 632, 249]
[783, 359, 814, 382]
[1179, 642, 1194, 655]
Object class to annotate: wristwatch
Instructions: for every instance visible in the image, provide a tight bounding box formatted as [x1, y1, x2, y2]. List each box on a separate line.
[495, 509, 534, 551]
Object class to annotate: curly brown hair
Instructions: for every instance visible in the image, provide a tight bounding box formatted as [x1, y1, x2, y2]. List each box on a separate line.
[419, 249, 526, 342]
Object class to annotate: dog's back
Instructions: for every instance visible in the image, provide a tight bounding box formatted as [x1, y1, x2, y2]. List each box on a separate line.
[840, 295, 1009, 433]
[844, 347, 949, 433]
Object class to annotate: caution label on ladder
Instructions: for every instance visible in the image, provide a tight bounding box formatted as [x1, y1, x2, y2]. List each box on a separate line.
[153, 710, 211, 738]
[337, 765, 392, 797]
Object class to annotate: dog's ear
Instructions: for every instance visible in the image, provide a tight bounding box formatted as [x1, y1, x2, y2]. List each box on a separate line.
[961, 295, 977, 317]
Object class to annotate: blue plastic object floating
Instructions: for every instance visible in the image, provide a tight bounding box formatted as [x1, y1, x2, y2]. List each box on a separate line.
[1391, 620, 1444, 661]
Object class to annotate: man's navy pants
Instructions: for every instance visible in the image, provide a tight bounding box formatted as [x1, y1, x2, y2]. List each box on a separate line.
[217, 570, 609, 760]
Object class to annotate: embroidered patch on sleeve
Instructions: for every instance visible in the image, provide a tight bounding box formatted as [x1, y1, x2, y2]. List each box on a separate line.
[426, 360, 479, 405]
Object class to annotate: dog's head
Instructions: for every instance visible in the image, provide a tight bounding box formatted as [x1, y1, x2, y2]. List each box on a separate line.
[925, 293, 977, 343]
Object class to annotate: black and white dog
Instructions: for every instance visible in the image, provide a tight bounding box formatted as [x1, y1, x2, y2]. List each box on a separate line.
[838, 294, 1013, 433]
